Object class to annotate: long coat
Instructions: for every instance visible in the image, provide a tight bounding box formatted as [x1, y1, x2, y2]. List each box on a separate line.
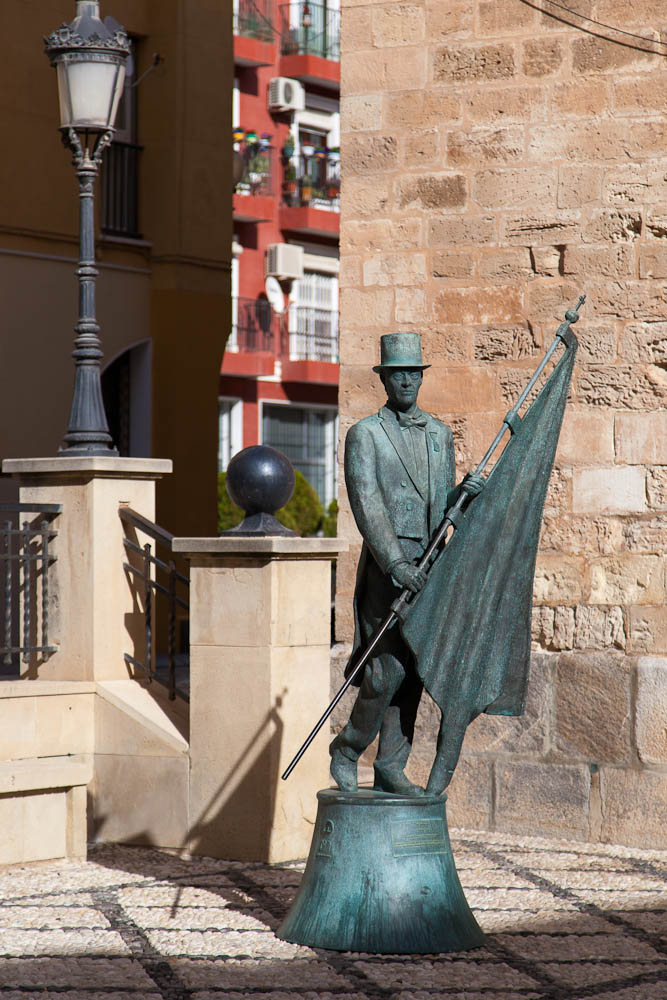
[344, 404, 456, 679]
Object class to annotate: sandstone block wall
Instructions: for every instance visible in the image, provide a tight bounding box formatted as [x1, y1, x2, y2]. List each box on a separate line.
[336, 0, 667, 847]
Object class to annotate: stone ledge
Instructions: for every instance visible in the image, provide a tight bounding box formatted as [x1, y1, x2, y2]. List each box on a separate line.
[0, 754, 92, 794]
[173, 537, 347, 559]
[2, 457, 172, 479]
[0, 680, 95, 698]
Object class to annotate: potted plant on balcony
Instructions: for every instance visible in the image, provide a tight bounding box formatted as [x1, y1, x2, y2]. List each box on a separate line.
[283, 163, 298, 204]
[300, 173, 313, 205]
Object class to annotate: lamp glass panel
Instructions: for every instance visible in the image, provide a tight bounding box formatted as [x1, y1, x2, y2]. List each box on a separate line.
[61, 60, 125, 129]
[56, 63, 73, 127]
[108, 64, 126, 130]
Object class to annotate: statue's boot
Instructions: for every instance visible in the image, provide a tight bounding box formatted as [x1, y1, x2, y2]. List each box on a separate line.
[373, 761, 425, 797]
[330, 747, 358, 792]
[425, 754, 454, 797]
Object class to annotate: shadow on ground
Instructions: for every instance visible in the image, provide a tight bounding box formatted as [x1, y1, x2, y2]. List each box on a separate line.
[0, 839, 664, 998]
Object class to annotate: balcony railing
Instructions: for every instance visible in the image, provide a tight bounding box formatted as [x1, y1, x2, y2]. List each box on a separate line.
[280, 3, 340, 60]
[227, 299, 339, 362]
[102, 141, 142, 239]
[288, 306, 339, 362]
[234, 139, 275, 198]
[233, 0, 275, 42]
[229, 297, 281, 353]
[282, 153, 339, 210]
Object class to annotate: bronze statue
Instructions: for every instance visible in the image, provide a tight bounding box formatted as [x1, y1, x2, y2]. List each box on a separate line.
[278, 305, 582, 955]
[282, 304, 581, 800]
[330, 333, 483, 796]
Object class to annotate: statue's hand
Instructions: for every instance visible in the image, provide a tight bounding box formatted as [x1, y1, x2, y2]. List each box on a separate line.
[461, 472, 485, 498]
[390, 560, 427, 593]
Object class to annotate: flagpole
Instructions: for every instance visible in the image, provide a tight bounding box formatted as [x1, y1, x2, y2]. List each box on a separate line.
[281, 296, 585, 781]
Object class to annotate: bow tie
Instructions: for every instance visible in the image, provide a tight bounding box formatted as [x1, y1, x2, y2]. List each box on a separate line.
[398, 412, 427, 429]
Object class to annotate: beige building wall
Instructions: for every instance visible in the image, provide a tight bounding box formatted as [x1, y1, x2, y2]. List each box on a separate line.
[0, 0, 232, 538]
[336, 0, 667, 847]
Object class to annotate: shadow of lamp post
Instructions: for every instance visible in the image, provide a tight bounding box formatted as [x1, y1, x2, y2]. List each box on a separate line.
[44, 1, 131, 455]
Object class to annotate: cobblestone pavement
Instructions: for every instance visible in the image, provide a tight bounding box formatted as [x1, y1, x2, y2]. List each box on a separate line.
[0, 830, 665, 1000]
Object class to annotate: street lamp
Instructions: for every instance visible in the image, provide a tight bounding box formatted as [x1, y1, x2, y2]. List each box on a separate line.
[44, 2, 131, 455]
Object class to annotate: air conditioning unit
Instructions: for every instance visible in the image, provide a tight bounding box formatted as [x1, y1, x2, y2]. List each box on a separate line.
[266, 243, 304, 281]
[268, 77, 305, 113]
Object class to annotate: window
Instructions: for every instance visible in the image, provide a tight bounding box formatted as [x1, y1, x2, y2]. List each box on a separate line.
[288, 271, 338, 362]
[102, 40, 142, 238]
[262, 404, 337, 506]
[218, 398, 243, 473]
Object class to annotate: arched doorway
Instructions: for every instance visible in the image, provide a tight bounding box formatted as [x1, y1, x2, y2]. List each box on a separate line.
[102, 340, 152, 457]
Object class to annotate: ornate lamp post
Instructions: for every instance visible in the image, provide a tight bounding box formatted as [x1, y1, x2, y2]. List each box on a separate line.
[44, 2, 131, 455]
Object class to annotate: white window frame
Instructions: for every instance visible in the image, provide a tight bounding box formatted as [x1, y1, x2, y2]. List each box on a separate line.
[259, 399, 338, 508]
[288, 269, 339, 362]
[218, 397, 243, 473]
[229, 254, 240, 352]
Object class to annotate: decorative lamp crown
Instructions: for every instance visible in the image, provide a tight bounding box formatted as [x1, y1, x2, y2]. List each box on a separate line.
[372, 332, 430, 373]
[44, 1, 131, 132]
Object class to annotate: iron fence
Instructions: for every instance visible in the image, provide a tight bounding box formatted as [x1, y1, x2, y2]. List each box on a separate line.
[120, 506, 189, 701]
[102, 141, 142, 239]
[229, 297, 281, 354]
[280, 2, 340, 60]
[288, 306, 339, 362]
[0, 504, 61, 671]
[234, 0, 275, 42]
[282, 152, 340, 210]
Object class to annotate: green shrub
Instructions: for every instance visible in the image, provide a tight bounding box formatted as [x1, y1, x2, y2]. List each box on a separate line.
[217, 473, 244, 532]
[321, 498, 338, 537]
[217, 468, 324, 536]
[276, 470, 323, 536]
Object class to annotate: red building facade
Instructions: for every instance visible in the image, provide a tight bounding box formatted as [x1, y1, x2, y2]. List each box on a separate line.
[224, 0, 340, 507]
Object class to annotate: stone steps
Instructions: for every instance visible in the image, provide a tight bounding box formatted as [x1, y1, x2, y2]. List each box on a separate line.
[0, 754, 91, 866]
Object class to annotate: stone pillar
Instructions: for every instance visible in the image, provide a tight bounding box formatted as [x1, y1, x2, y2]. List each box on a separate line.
[173, 536, 345, 864]
[2, 458, 172, 682]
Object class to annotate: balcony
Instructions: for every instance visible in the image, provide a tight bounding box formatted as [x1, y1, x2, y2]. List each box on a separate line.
[282, 305, 339, 384]
[279, 150, 339, 239]
[233, 0, 277, 66]
[223, 297, 281, 377]
[222, 299, 339, 384]
[279, 3, 340, 89]
[101, 141, 142, 239]
[233, 135, 276, 224]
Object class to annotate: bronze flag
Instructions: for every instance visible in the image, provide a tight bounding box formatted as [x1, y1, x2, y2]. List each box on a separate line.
[401, 337, 578, 780]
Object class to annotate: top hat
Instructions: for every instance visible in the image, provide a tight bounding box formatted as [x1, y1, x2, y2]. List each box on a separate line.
[372, 332, 430, 373]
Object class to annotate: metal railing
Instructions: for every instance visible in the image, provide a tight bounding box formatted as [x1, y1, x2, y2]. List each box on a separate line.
[102, 141, 142, 239]
[234, 0, 275, 42]
[1, 504, 60, 671]
[229, 297, 281, 354]
[282, 153, 340, 210]
[280, 2, 340, 60]
[120, 506, 189, 701]
[234, 140, 275, 198]
[287, 305, 339, 362]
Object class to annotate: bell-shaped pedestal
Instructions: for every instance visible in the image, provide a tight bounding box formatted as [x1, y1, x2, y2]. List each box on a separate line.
[277, 788, 485, 954]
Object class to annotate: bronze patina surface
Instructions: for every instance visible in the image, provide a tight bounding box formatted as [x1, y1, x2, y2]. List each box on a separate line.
[279, 306, 581, 954]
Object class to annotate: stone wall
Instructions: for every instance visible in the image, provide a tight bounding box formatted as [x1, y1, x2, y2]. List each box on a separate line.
[335, 0, 667, 848]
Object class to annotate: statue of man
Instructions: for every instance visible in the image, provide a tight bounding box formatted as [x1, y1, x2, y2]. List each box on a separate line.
[331, 332, 483, 797]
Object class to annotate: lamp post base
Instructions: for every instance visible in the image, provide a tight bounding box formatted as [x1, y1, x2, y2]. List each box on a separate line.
[277, 788, 485, 954]
[58, 440, 119, 456]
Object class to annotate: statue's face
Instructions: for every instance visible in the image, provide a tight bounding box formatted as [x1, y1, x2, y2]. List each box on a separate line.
[381, 368, 423, 411]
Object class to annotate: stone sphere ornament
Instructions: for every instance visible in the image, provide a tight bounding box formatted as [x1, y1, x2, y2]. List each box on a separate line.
[222, 445, 296, 537]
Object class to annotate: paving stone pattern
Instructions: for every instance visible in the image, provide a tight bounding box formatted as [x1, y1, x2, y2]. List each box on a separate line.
[0, 833, 664, 999]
